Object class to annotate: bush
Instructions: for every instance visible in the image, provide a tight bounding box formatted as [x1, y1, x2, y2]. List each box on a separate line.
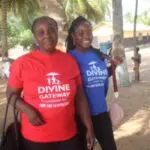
[19, 30, 33, 50]
[7, 16, 34, 50]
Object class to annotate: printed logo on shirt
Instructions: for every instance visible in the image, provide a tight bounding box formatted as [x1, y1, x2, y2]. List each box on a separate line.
[46, 72, 60, 85]
[37, 72, 71, 108]
[86, 61, 108, 88]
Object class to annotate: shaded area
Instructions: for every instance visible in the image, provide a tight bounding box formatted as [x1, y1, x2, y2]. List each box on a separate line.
[124, 35, 150, 48]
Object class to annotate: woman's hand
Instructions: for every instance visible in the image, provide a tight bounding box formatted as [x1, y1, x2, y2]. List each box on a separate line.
[75, 85, 95, 149]
[24, 105, 45, 126]
[86, 128, 95, 150]
[113, 56, 123, 65]
[7, 86, 45, 126]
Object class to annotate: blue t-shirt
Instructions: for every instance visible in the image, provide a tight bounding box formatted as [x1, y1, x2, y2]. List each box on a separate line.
[69, 49, 109, 116]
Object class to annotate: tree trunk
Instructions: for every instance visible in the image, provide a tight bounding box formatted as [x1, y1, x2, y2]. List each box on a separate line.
[133, 0, 139, 81]
[1, 0, 8, 57]
[112, 0, 131, 87]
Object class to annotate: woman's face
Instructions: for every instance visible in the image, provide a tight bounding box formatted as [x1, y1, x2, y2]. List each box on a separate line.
[72, 21, 93, 51]
[34, 22, 58, 53]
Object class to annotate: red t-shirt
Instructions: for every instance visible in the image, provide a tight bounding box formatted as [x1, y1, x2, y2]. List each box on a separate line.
[8, 50, 82, 142]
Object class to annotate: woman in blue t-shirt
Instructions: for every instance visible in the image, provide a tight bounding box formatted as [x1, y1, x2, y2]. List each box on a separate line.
[66, 16, 117, 150]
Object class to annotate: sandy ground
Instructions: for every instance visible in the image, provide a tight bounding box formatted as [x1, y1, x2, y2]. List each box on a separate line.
[0, 47, 150, 150]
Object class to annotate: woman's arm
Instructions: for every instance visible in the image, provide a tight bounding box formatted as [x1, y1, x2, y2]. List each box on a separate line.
[75, 85, 94, 150]
[6, 86, 45, 126]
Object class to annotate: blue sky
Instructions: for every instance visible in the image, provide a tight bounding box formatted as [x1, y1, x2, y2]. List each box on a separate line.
[122, 0, 150, 15]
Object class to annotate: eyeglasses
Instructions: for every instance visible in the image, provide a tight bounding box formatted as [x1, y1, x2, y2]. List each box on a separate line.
[34, 27, 58, 38]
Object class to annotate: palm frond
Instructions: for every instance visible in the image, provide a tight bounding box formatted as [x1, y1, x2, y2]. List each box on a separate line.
[57, 0, 111, 25]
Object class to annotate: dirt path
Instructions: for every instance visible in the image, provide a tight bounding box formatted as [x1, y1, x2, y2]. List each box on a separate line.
[114, 47, 150, 150]
[95, 47, 150, 150]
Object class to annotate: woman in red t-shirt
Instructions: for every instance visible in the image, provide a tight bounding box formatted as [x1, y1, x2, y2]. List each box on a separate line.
[6, 16, 94, 150]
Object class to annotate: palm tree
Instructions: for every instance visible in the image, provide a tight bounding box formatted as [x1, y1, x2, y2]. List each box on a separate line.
[11, 0, 40, 28]
[57, 0, 111, 27]
[112, 0, 130, 87]
[0, 0, 40, 57]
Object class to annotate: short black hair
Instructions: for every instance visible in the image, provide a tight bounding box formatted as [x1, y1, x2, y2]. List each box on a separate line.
[31, 16, 58, 34]
[66, 16, 91, 52]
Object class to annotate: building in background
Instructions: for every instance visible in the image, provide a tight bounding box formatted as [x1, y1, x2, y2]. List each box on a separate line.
[92, 22, 150, 49]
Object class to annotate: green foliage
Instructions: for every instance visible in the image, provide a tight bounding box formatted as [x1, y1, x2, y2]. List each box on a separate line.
[124, 12, 134, 23]
[57, 0, 111, 26]
[1, 0, 40, 26]
[138, 9, 150, 26]
[19, 29, 33, 50]
[0, 0, 40, 56]
[125, 9, 150, 26]
[7, 16, 33, 50]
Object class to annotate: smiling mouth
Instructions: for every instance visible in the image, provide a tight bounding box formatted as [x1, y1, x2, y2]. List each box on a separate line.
[83, 41, 91, 44]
